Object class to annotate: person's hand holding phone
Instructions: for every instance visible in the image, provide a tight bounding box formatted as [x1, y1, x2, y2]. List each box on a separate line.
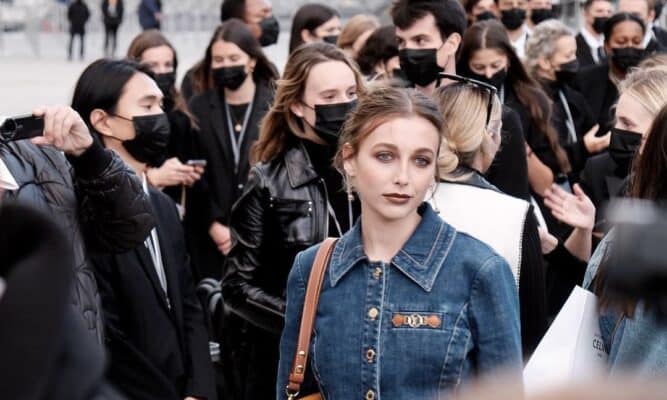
[146, 157, 202, 188]
[30, 105, 93, 156]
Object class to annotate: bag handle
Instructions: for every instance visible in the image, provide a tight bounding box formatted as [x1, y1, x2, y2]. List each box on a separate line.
[286, 238, 337, 399]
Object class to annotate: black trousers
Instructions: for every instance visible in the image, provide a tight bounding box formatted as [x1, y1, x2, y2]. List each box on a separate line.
[104, 25, 119, 57]
[68, 32, 84, 60]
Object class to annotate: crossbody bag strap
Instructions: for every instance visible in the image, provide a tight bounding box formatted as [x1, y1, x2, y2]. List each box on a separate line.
[286, 238, 338, 399]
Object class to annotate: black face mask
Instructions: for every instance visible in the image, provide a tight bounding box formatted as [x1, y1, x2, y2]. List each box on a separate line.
[303, 100, 358, 146]
[154, 72, 175, 97]
[555, 59, 579, 84]
[467, 69, 507, 91]
[530, 8, 555, 25]
[212, 65, 248, 91]
[608, 127, 642, 168]
[611, 47, 645, 73]
[592, 16, 609, 34]
[501, 8, 527, 30]
[322, 35, 339, 45]
[398, 48, 444, 87]
[258, 15, 280, 47]
[120, 113, 171, 167]
[475, 11, 497, 21]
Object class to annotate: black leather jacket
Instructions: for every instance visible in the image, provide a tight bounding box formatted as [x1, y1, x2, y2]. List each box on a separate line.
[1, 141, 155, 343]
[222, 140, 329, 334]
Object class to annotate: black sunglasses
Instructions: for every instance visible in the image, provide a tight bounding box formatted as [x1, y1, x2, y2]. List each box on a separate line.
[439, 73, 497, 126]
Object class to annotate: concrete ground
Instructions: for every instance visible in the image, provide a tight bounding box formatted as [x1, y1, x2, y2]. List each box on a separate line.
[0, 28, 290, 116]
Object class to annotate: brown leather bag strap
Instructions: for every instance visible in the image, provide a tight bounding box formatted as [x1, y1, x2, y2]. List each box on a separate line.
[286, 238, 337, 398]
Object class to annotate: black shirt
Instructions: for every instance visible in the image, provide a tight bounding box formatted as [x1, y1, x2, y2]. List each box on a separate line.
[303, 140, 359, 237]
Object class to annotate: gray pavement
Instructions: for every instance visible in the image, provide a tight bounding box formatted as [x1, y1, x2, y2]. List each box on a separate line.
[0, 29, 289, 115]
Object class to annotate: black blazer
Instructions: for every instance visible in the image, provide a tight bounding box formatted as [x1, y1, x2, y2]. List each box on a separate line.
[541, 82, 596, 177]
[579, 151, 630, 233]
[575, 32, 597, 68]
[486, 106, 530, 201]
[91, 190, 216, 400]
[574, 63, 618, 137]
[189, 81, 274, 228]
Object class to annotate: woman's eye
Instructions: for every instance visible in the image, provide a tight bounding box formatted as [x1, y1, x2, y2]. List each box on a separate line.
[415, 156, 432, 167]
[376, 152, 393, 162]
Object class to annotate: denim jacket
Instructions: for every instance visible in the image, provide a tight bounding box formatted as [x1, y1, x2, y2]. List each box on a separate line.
[583, 233, 667, 377]
[277, 204, 522, 400]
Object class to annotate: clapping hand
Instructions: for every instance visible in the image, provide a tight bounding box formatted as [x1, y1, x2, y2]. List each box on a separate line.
[544, 183, 595, 230]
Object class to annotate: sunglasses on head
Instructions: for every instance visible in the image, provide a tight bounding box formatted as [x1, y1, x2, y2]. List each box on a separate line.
[439, 73, 498, 126]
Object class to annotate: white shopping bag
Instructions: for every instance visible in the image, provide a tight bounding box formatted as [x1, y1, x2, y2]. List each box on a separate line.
[523, 286, 608, 395]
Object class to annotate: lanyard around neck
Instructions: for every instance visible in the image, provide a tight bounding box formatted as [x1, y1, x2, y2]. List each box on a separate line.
[224, 99, 254, 173]
[557, 89, 578, 144]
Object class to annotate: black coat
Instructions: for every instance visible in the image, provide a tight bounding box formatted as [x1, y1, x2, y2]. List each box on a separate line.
[68, 1, 90, 34]
[541, 81, 596, 177]
[102, 0, 124, 27]
[91, 190, 216, 400]
[188, 81, 274, 279]
[486, 106, 531, 201]
[575, 32, 600, 68]
[574, 63, 618, 137]
[1, 141, 155, 344]
[0, 204, 124, 400]
[579, 151, 630, 234]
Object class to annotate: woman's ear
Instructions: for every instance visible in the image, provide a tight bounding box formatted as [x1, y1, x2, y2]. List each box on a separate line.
[342, 142, 356, 177]
[301, 29, 315, 44]
[248, 57, 257, 73]
[90, 109, 114, 140]
[537, 56, 552, 73]
[290, 102, 304, 118]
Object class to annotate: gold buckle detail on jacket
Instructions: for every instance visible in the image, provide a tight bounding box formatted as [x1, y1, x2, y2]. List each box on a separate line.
[392, 313, 442, 328]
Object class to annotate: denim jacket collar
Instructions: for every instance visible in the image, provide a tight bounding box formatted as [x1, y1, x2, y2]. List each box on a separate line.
[329, 203, 457, 292]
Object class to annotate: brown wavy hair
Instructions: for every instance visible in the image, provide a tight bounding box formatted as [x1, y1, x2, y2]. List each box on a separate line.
[458, 20, 571, 174]
[252, 42, 365, 164]
[126, 29, 197, 127]
[334, 82, 444, 181]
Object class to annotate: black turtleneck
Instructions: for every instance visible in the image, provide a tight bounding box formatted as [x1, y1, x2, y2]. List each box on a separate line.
[302, 139, 359, 236]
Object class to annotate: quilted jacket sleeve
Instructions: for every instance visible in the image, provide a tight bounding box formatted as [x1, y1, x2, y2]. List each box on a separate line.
[68, 141, 155, 254]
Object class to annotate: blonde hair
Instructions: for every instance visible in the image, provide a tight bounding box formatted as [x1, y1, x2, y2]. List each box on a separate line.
[524, 19, 574, 77]
[337, 15, 380, 50]
[638, 53, 667, 70]
[252, 42, 365, 164]
[620, 67, 667, 118]
[433, 83, 502, 177]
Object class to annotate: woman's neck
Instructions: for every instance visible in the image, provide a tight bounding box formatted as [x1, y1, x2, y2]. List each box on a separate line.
[224, 77, 256, 105]
[360, 204, 421, 263]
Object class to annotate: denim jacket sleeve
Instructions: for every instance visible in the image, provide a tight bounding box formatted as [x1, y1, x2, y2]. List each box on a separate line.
[276, 249, 319, 400]
[469, 254, 523, 375]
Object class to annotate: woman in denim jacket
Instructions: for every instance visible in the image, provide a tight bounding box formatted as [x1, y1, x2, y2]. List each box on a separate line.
[277, 85, 522, 400]
[582, 67, 667, 377]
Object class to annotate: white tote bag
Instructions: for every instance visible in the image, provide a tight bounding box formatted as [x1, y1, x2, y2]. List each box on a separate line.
[523, 286, 608, 395]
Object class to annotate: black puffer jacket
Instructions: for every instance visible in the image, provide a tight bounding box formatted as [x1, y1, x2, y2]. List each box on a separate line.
[0, 140, 155, 344]
[222, 140, 329, 334]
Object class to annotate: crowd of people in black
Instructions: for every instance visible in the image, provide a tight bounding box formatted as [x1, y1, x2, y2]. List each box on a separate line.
[4, 0, 667, 399]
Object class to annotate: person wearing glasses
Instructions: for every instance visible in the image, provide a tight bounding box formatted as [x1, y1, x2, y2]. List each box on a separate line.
[431, 75, 547, 356]
[458, 21, 567, 226]
[277, 83, 522, 400]
[392, 0, 530, 202]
